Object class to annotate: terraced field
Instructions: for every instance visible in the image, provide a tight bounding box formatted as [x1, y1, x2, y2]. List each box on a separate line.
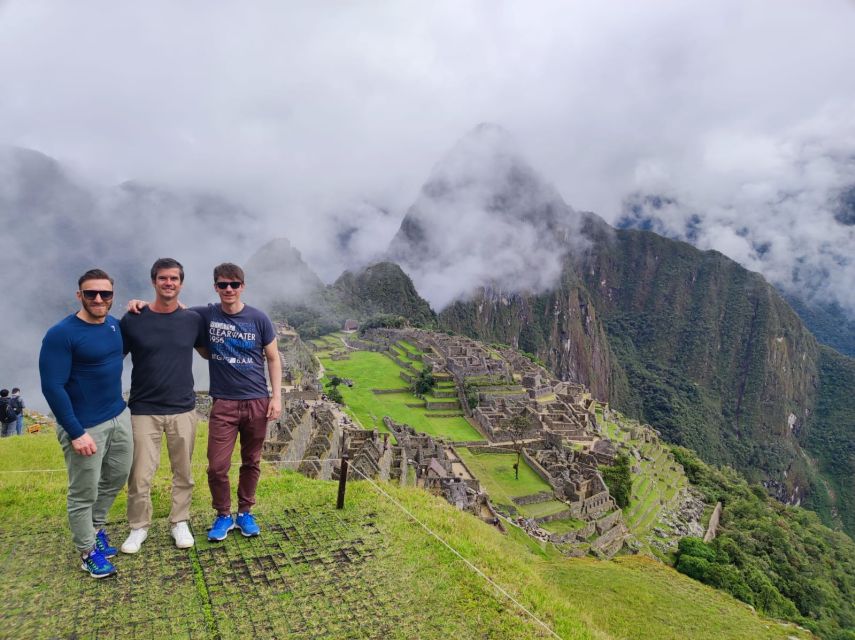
[596, 406, 689, 555]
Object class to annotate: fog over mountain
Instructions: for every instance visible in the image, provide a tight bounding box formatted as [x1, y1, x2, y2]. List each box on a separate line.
[388, 124, 592, 308]
[617, 127, 855, 316]
[3, 1, 855, 404]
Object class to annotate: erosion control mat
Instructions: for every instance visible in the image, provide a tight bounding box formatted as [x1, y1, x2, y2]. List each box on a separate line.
[1, 502, 549, 639]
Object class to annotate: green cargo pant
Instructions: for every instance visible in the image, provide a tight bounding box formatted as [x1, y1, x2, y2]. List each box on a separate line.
[57, 408, 133, 553]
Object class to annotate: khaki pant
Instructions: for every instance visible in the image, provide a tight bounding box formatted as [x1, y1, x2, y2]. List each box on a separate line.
[57, 409, 133, 553]
[127, 411, 198, 529]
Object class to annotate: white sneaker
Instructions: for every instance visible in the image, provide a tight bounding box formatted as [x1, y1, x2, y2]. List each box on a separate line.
[120, 527, 148, 554]
[171, 521, 194, 549]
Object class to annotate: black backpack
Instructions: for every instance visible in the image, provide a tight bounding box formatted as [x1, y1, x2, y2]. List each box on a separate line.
[0, 399, 16, 424]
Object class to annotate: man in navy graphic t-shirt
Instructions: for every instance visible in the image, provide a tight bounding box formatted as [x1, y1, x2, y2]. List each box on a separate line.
[192, 262, 282, 541]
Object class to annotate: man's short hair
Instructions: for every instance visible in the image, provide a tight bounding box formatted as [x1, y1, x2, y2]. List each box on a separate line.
[213, 263, 245, 283]
[78, 268, 114, 288]
[11, 388, 20, 394]
[0, 389, 8, 398]
[151, 258, 185, 283]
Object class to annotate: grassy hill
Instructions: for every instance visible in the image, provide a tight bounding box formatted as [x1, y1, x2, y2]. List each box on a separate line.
[0, 428, 815, 640]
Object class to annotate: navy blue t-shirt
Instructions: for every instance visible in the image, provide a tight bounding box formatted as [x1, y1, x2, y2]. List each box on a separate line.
[121, 307, 206, 415]
[39, 314, 126, 439]
[192, 304, 276, 400]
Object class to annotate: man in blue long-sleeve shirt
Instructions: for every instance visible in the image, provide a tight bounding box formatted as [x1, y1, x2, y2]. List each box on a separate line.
[39, 268, 132, 578]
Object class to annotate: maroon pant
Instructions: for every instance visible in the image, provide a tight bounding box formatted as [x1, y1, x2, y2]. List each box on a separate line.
[207, 397, 269, 515]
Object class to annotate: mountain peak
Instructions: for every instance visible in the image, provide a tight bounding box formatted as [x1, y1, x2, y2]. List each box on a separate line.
[244, 237, 325, 309]
[418, 122, 539, 202]
[386, 126, 578, 308]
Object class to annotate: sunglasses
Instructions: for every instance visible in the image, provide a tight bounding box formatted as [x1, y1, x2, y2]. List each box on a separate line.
[80, 290, 114, 300]
[215, 281, 243, 290]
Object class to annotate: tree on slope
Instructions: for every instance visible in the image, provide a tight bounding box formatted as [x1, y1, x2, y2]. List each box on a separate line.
[504, 412, 531, 480]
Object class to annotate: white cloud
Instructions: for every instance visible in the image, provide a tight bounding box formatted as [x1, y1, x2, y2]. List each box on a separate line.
[3, 0, 855, 404]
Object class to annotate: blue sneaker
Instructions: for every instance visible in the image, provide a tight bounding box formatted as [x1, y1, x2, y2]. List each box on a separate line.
[236, 512, 260, 537]
[95, 528, 117, 558]
[81, 547, 117, 579]
[207, 514, 235, 541]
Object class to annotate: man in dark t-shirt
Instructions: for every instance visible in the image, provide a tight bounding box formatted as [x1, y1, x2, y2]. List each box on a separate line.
[40, 268, 130, 579]
[193, 262, 281, 542]
[120, 258, 206, 554]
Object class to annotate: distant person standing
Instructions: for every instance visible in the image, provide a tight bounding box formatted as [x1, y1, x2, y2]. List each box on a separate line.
[119, 258, 206, 555]
[0, 389, 17, 437]
[39, 269, 131, 579]
[194, 263, 281, 541]
[11, 388, 25, 435]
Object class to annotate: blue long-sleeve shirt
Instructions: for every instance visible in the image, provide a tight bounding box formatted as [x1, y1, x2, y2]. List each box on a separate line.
[39, 314, 126, 439]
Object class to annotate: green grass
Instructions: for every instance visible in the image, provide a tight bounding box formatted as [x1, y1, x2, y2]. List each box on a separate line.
[0, 430, 813, 640]
[320, 350, 481, 441]
[457, 449, 553, 511]
[398, 339, 420, 354]
[520, 500, 571, 519]
[423, 393, 460, 404]
[389, 342, 425, 370]
[540, 518, 588, 535]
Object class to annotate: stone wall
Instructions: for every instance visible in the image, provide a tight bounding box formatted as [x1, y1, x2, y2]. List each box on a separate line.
[521, 449, 553, 486]
[466, 445, 517, 455]
[424, 400, 460, 411]
[512, 491, 555, 506]
[535, 510, 574, 524]
[277, 407, 315, 471]
[591, 522, 627, 557]
[595, 510, 622, 534]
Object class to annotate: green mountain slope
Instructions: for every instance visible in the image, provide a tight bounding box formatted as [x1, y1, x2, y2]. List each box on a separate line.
[801, 346, 855, 534]
[384, 126, 850, 532]
[672, 445, 855, 640]
[782, 295, 855, 359]
[331, 261, 435, 327]
[579, 228, 820, 499]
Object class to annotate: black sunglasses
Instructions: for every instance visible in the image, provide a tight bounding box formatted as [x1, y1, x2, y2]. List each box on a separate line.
[80, 290, 114, 300]
[215, 281, 243, 290]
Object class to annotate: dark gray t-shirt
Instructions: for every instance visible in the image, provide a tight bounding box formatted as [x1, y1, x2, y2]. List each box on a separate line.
[121, 307, 206, 415]
[192, 303, 275, 400]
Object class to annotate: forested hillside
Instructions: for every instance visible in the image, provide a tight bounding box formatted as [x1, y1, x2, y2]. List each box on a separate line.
[268, 260, 435, 338]
[800, 346, 855, 535]
[673, 446, 855, 640]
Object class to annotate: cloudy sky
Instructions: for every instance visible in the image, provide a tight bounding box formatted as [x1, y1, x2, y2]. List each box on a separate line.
[2, 0, 855, 310]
